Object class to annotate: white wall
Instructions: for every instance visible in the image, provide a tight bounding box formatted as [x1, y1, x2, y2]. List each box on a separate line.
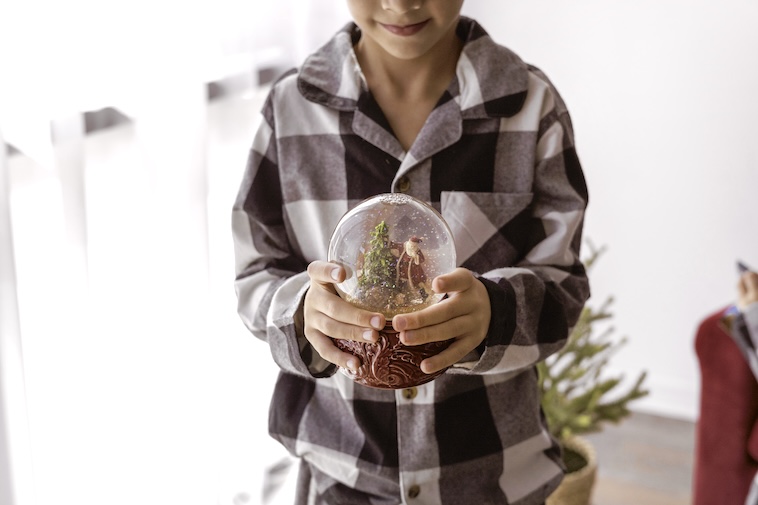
[462, 0, 758, 420]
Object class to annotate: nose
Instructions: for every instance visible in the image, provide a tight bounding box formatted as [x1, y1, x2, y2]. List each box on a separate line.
[381, 0, 422, 14]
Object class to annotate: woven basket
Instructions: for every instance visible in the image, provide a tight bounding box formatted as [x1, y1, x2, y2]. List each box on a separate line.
[547, 436, 598, 505]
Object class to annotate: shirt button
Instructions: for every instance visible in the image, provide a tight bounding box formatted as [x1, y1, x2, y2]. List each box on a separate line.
[408, 485, 421, 499]
[402, 387, 417, 400]
[397, 176, 411, 193]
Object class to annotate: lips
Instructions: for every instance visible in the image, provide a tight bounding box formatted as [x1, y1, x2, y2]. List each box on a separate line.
[381, 19, 430, 36]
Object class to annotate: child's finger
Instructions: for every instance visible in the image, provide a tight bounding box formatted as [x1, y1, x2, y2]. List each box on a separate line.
[305, 327, 361, 371]
[393, 301, 456, 333]
[393, 272, 482, 333]
[306, 262, 386, 333]
[431, 267, 475, 294]
[308, 306, 382, 343]
[307, 260, 345, 284]
[399, 315, 466, 345]
[419, 337, 473, 374]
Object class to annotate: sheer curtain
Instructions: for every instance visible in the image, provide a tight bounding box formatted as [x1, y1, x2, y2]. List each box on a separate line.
[0, 1, 348, 504]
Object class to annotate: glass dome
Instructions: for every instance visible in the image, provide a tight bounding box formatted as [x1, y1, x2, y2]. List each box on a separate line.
[328, 193, 457, 319]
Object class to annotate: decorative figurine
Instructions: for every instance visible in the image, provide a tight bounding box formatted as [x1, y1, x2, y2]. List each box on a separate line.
[395, 236, 428, 296]
[328, 193, 457, 389]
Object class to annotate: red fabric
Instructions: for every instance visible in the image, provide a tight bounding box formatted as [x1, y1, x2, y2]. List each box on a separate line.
[750, 421, 758, 462]
[694, 307, 758, 505]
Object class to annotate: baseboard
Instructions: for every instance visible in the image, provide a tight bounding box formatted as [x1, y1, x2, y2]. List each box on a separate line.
[631, 375, 699, 422]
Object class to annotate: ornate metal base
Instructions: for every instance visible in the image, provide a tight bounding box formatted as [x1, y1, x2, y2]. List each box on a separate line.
[335, 323, 451, 389]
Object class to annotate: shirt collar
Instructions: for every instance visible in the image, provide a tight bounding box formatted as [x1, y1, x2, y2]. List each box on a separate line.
[297, 17, 529, 118]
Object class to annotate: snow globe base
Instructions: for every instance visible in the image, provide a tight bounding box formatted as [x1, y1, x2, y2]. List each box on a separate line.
[335, 322, 452, 389]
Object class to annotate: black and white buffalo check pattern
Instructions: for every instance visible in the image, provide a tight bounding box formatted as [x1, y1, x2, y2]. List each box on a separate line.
[233, 17, 590, 505]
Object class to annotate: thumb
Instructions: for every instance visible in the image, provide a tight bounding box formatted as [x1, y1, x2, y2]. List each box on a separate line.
[432, 268, 474, 294]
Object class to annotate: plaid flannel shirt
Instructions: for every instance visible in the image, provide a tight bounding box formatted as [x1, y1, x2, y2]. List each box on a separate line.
[232, 17, 590, 505]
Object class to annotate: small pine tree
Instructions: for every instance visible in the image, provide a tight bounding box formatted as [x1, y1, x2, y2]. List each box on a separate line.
[359, 221, 397, 290]
[538, 244, 649, 450]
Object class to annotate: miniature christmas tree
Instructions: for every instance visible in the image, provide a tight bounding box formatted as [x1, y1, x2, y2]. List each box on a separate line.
[359, 220, 397, 290]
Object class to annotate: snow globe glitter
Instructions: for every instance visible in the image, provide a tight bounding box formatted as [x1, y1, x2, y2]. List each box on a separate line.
[327, 193, 457, 389]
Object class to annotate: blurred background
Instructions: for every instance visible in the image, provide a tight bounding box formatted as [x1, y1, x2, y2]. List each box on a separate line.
[1, 0, 757, 504]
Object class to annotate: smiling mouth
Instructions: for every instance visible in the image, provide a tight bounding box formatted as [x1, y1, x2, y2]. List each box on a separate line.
[381, 19, 430, 36]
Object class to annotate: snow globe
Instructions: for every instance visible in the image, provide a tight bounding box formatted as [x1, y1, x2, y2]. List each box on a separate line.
[327, 193, 457, 389]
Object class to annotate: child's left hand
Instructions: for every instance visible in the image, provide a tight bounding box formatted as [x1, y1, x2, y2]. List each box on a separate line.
[392, 268, 491, 374]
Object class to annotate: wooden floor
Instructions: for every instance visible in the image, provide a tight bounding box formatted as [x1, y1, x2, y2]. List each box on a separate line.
[584, 412, 695, 505]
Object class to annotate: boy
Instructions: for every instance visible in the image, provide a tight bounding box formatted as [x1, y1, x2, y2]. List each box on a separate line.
[232, 1, 590, 503]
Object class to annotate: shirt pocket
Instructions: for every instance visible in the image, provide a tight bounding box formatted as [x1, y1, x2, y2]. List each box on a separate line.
[440, 191, 533, 266]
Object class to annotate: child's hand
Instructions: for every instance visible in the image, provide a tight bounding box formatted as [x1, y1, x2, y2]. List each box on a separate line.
[393, 268, 491, 375]
[303, 261, 386, 372]
[738, 270, 758, 309]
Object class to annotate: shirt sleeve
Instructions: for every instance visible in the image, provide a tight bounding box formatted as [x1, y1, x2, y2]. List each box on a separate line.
[452, 80, 591, 376]
[232, 89, 337, 379]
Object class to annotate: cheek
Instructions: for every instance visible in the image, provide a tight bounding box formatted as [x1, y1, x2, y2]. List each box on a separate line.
[432, 1, 465, 28]
[444, 0, 465, 16]
[346, 0, 374, 24]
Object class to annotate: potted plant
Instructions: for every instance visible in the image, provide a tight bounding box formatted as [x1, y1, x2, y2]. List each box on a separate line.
[539, 244, 649, 505]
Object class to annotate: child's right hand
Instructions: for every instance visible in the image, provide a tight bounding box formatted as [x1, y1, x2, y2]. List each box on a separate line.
[304, 260, 386, 372]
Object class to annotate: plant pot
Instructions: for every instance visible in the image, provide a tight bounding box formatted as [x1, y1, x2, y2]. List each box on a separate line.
[547, 436, 597, 505]
[335, 323, 452, 389]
